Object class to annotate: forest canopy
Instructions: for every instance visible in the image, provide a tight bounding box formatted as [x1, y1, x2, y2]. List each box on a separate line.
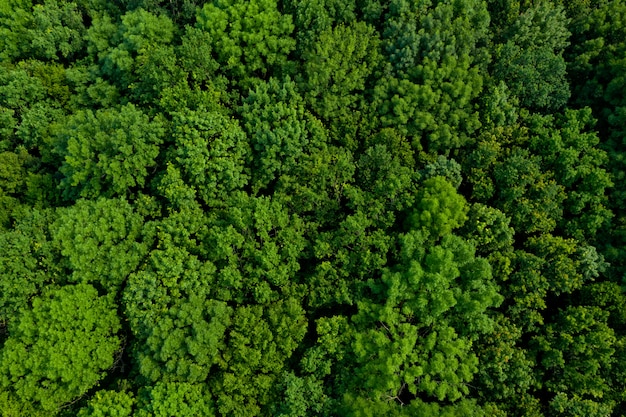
[1, 0, 626, 416]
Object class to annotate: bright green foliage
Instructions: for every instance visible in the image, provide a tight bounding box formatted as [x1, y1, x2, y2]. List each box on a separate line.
[0, 62, 48, 123]
[347, 231, 500, 405]
[307, 204, 394, 307]
[0, 107, 17, 152]
[196, 0, 296, 89]
[345, 396, 501, 417]
[407, 176, 468, 238]
[16, 100, 66, 154]
[76, 390, 136, 417]
[533, 306, 616, 402]
[174, 27, 224, 99]
[505, 236, 605, 331]
[382, 0, 490, 75]
[505, 250, 549, 330]
[136, 382, 214, 417]
[493, 147, 565, 234]
[475, 315, 535, 402]
[478, 81, 520, 128]
[0, 61, 71, 206]
[0, 284, 121, 412]
[493, 2, 571, 111]
[156, 163, 197, 211]
[353, 143, 417, 227]
[167, 108, 250, 208]
[51, 197, 148, 291]
[549, 392, 614, 417]
[270, 372, 327, 417]
[0, 151, 27, 199]
[342, 182, 501, 409]
[1, 0, 625, 415]
[0, 61, 70, 148]
[576, 281, 626, 328]
[0, 390, 49, 417]
[0, 0, 32, 62]
[460, 203, 515, 282]
[123, 237, 230, 382]
[463, 129, 567, 235]
[462, 203, 514, 255]
[55, 103, 165, 199]
[464, 112, 612, 240]
[526, 234, 605, 296]
[373, 58, 484, 152]
[285, 0, 356, 54]
[136, 296, 232, 384]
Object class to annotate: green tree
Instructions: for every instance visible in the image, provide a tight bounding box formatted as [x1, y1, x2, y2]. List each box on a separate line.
[526, 109, 613, 240]
[298, 21, 382, 148]
[549, 392, 614, 417]
[51, 197, 148, 292]
[241, 77, 328, 194]
[136, 382, 215, 417]
[0, 0, 86, 63]
[54, 103, 165, 200]
[372, 0, 489, 152]
[123, 233, 230, 383]
[492, 2, 571, 111]
[196, 0, 296, 90]
[285, 0, 357, 55]
[334, 178, 501, 410]
[201, 193, 307, 304]
[165, 108, 250, 208]
[533, 306, 616, 405]
[474, 315, 535, 405]
[566, 0, 626, 279]
[210, 300, 308, 416]
[0, 208, 63, 330]
[87, 8, 176, 99]
[0, 284, 121, 412]
[76, 390, 136, 417]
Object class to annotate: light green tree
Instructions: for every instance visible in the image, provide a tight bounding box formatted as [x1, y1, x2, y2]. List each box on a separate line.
[196, 0, 296, 89]
[0, 284, 121, 412]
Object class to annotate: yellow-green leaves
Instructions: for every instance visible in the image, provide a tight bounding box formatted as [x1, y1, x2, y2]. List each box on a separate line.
[0, 284, 121, 412]
[196, 0, 296, 89]
[408, 176, 468, 239]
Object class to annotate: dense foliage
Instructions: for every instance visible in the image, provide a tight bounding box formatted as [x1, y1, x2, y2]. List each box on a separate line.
[1, 0, 626, 416]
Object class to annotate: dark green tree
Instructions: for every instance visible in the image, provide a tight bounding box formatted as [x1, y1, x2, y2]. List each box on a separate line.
[0, 0, 86, 63]
[372, 0, 489, 152]
[54, 103, 165, 200]
[165, 108, 250, 208]
[492, 2, 571, 111]
[298, 21, 382, 148]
